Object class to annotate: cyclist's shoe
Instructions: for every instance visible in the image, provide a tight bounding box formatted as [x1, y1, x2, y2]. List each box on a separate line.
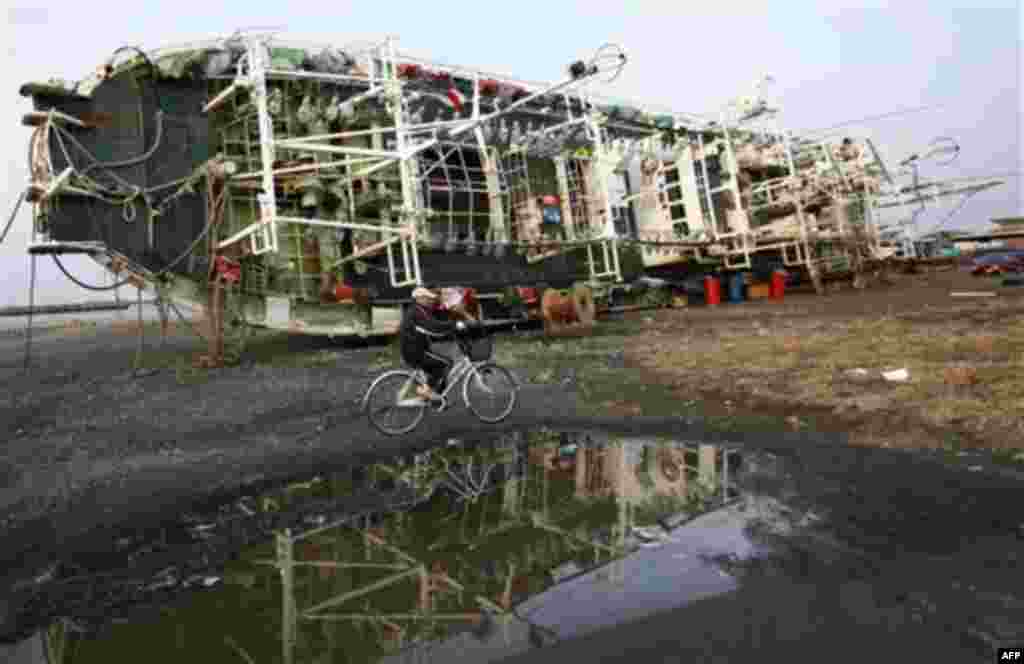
[416, 384, 443, 402]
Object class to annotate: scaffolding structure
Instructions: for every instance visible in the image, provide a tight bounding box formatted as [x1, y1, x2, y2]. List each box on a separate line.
[203, 35, 632, 301]
[14, 29, 1009, 353]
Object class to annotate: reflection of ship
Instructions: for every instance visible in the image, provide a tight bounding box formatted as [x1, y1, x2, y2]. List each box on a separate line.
[29, 432, 762, 662]
[271, 433, 747, 663]
[527, 431, 740, 505]
[377, 434, 754, 662]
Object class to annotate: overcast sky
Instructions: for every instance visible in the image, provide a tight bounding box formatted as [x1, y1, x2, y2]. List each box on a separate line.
[2, 1, 1020, 306]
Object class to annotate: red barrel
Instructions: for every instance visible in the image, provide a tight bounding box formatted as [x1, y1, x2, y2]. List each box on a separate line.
[704, 276, 721, 306]
[334, 283, 355, 302]
[769, 271, 787, 301]
[517, 287, 540, 305]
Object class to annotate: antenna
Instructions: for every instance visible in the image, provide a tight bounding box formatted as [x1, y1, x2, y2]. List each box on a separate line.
[924, 136, 960, 166]
[864, 139, 894, 186]
[800, 104, 945, 137]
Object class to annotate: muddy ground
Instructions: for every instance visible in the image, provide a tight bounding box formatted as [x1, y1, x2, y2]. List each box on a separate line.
[0, 326, 580, 600]
[3, 266, 1022, 571]
[1, 270, 1024, 651]
[0, 316, 859, 643]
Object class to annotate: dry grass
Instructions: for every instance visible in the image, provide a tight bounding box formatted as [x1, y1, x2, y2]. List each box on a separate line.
[488, 276, 1024, 457]
[628, 305, 1024, 452]
[40, 271, 1018, 458]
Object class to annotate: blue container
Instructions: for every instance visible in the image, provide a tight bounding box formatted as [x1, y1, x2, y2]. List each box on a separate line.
[728, 272, 746, 303]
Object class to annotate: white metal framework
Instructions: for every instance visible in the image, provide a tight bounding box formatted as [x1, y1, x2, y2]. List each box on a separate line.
[17, 30, 1008, 344]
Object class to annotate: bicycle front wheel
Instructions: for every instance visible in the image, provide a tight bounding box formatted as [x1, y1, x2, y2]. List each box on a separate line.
[364, 370, 427, 436]
[463, 363, 518, 423]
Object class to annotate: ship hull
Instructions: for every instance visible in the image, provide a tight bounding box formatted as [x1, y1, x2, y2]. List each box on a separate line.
[24, 72, 214, 281]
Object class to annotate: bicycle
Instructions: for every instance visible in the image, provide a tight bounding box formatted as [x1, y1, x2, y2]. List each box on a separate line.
[361, 325, 519, 436]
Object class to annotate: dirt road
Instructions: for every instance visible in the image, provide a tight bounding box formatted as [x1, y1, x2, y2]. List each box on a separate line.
[2, 301, 1023, 653]
[0, 325, 577, 586]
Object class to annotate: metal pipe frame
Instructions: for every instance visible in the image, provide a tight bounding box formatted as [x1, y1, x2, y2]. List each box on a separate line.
[265, 68, 382, 86]
[248, 37, 279, 254]
[231, 156, 381, 180]
[239, 39, 958, 295]
[217, 215, 411, 250]
[276, 216, 413, 235]
[272, 141, 404, 160]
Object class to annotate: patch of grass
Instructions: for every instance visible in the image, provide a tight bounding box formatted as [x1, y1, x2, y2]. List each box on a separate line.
[627, 310, 1024, 447]
[992, 448, 1024, 467]
[172, 357, 213, 385]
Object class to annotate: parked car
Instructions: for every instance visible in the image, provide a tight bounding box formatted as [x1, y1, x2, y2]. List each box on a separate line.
[970, 251, 1024, 275]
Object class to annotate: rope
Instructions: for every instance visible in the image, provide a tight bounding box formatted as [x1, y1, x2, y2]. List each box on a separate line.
[133, 286, 144, 372]
[166, 298, 211, 342]
[80, 110, 165, 177]
[109, 46, 166, 114]
[920, 192, 975, 238]
[52, 254, 136, 291]
[51, 191, 220, 289]
[155, 292, 169, 349]
[49, 120, 207, 219]
[1, 190, 26, 245]
[44, 152, 221, 290]
[29, 124, 52, 184]
[24, 254, 37, 372]
[52, 123, 142, 198]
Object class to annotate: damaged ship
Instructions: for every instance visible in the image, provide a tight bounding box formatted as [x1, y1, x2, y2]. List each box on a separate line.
[17, 31, 1004, 353]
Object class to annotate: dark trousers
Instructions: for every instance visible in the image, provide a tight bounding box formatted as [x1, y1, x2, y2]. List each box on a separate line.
[405, 349, 452, 392]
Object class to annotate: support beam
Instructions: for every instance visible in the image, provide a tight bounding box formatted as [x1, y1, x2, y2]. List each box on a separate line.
[277, 530, 296, 664]
[305, 613, 483, 621]
[303, 566, 423, 616]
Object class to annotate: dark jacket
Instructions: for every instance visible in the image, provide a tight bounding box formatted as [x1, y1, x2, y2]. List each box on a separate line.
[399, 303, 458, 359]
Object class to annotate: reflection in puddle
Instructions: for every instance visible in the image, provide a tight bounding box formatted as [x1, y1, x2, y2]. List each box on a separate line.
[8, 429, 1021, 663]
[16, 431, 763, 663]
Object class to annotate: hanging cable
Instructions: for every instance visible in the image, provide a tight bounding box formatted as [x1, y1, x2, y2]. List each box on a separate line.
[108, 46, 165, 114]
[799, 104, 945, 137]
[49, 167, 221, 290]
[51, 119, 206, 220]
[24, 253, 37, 372]
[920, 193, 975, 238]
[52, 254, 136, 291]
[80, 110, 165, 177]
[133, 286, 145, 372]
[40, 148, 223, 291]
[53, 124, 140, 196]
[53, 194, 219, 289]
[1, 190, 26, 245]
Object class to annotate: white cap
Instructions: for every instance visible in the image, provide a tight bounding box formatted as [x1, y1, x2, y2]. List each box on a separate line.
[412, 286, 438, 301]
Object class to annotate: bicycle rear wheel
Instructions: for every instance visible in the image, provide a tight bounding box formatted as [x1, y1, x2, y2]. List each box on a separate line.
[364, 370, 427, 435]
[463, 363, 518, 423]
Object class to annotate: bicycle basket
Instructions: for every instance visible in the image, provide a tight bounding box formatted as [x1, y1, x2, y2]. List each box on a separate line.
[465, 333, 493, 362]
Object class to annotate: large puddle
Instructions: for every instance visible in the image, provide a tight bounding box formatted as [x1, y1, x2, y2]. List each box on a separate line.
[3, 429, 1022, 663]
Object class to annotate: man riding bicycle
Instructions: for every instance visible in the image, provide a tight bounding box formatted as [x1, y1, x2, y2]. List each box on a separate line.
[399, 286, 477, 402]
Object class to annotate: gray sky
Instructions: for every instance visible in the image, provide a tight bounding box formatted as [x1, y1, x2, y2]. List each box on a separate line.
[3, 1, 1020, 306]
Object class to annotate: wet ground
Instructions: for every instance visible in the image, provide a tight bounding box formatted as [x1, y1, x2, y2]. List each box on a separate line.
[0, 326, 580, 634]
[3, 280, 1024, 661]
[2, 429, 1021, 663]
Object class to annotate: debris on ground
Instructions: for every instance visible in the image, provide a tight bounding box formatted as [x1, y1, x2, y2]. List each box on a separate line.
[882, 368, 909, 382]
